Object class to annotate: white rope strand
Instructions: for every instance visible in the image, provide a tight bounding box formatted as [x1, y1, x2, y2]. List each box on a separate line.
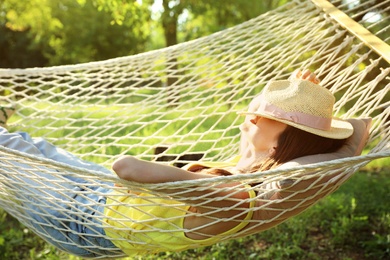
[0, 0, 389, 257]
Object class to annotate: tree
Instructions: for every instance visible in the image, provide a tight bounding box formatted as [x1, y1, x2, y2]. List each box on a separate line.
[156, 0, 288, 48]
[0, 26, 48, 68]
[0, 0, 153, 67]
[0, 0, 55, 68]
[90, 0, 289, 48]
[45, 0, 152, 65]
[155, 0, 288, 104]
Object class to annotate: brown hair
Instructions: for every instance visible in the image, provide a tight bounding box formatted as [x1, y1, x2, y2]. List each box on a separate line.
[250, 125, 347, 172]
[192, 125, 347, 176]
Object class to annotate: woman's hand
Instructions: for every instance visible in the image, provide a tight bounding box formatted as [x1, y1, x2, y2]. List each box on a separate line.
[289, 69, 320, 84]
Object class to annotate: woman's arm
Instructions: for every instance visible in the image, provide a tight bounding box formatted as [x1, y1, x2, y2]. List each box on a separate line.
[113, 156, 254, 239]
[113, 155, 216, 183]
[112, 155, 251, 204]
[244, 117, 372, 233]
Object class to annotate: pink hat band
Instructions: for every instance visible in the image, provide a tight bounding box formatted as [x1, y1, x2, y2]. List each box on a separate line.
[239, 79, 354, 139]
[255, 94, 332, 131]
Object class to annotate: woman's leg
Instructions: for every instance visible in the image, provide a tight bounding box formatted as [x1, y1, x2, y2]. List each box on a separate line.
[0, 127, 122, 257]
[17, 132, 112, 174]
[0, 106, 15, 128]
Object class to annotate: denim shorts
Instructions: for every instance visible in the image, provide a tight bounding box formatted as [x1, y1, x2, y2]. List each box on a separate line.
[0, 127, 124, 258]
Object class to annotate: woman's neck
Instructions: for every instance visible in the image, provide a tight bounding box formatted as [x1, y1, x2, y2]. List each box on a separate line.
[235, 145, 268, 173]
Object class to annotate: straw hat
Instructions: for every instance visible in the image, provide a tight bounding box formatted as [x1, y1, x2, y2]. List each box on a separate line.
[240, 79, 354, 139]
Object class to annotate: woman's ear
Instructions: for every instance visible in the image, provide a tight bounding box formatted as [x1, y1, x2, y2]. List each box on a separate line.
[268, 146, 277, 156]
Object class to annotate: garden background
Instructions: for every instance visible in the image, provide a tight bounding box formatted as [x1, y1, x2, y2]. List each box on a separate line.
[0, 0, 389, 259]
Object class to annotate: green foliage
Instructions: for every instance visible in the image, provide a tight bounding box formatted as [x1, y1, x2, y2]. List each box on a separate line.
[1, 1, 389, 259]
[0, 0, 153, 67]
[0, 0, 289, 68]
[44, 0, 152, 65]
[0, 25, 48, 68]
[177, 0, 288, 42]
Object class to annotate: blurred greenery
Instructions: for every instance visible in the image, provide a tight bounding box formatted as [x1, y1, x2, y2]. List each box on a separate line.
[0, 0, 152, 67]
[0, 0, 287, 68]
[1, 0, 389, 259]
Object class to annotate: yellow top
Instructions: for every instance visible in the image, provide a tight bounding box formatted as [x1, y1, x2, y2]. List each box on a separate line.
[103, 158, 256, 256]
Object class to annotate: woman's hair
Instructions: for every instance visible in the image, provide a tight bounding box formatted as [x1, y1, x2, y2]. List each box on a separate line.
[192, 125, 347, 176]
[250, 125, 347, 172]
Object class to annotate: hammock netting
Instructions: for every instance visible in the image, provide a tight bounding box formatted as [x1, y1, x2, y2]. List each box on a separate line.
[0, 0, 389, 258]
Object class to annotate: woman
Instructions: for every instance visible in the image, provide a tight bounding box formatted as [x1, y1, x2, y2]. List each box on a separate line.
[0, 70, 370, 257]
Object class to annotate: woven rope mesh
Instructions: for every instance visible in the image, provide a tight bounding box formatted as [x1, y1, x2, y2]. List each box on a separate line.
[0, 0, 389, 258]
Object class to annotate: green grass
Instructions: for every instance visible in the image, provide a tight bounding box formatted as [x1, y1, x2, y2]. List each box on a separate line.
[8, 100, 243, 166]
[1, 101, 389, 259]
[1, 167, 388, 259]
[150, 166, 390, 260]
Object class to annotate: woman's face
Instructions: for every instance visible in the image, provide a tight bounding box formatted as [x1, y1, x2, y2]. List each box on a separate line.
[240, 115, 287, 153]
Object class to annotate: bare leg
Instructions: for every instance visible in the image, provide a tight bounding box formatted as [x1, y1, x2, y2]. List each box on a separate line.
[0, 105, 15, 128]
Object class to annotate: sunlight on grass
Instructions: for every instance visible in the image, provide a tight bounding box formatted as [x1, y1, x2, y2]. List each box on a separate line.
[3, 99, 389, 260]
[10, 100, 243, 159]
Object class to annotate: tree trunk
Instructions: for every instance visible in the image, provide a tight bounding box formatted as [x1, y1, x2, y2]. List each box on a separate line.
[161, 0, 183, 105]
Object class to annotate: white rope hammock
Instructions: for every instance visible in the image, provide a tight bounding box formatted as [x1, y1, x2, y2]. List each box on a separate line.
[0, 0, 389, 258]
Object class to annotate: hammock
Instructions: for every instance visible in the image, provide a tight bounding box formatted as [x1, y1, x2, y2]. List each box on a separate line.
[0, 0, 389, 258]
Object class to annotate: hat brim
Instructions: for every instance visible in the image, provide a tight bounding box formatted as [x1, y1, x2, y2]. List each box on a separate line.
[239, 111, 354, 139]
